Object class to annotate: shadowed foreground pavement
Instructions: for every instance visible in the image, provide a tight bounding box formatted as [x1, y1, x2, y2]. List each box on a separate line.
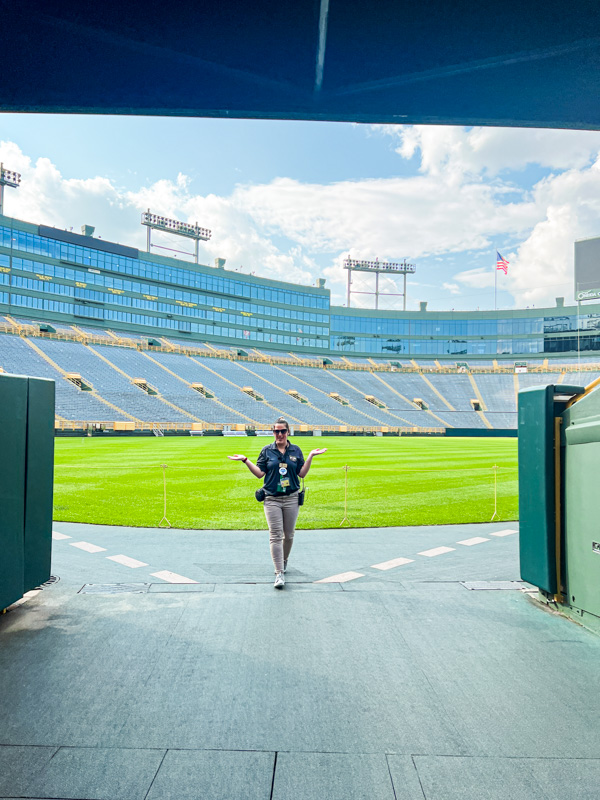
[1, 521, 599, 799]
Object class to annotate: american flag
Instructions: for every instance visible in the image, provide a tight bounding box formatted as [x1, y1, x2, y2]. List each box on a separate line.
[496, 251, 509, 274]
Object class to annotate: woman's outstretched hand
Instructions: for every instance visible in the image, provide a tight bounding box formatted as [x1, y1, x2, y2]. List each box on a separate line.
[227, 454, 247, 461]
[309, 448, 327, 457]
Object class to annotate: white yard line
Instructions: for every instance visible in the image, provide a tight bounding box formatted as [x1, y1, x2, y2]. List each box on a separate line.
[52, 531, 71, 540]
[490, 529, 518, 537]
[106, 554, 149, 569]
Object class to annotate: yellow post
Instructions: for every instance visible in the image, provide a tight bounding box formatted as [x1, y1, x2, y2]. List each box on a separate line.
[340, 465, 350, 527]
[158, 464, 171, 528]
[491, 464, 498, 521]
[554, 417, 563, 602]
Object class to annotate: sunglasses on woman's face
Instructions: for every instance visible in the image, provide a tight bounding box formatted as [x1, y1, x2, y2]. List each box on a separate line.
[274, 429, 287, 435]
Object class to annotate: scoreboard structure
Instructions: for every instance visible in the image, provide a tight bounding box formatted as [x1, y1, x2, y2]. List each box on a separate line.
[575, 236, 600, 302]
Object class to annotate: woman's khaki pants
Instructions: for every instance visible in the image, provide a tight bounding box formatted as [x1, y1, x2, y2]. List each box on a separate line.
[264, 492, 300, 573]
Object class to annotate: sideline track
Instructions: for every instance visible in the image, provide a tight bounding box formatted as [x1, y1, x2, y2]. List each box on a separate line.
[2, 521, 600, 799]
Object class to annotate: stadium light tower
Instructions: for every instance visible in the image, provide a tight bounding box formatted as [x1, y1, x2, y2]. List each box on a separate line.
[0, 163, 21, 216]
[141, 210, 211, 264]
[343, 257, 416, 310]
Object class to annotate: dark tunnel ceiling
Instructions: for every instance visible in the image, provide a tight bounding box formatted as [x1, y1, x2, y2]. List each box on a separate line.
[1, 0, 600, 129]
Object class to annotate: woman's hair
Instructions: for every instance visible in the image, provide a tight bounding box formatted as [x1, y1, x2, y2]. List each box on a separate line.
[273, 417, 290, 432]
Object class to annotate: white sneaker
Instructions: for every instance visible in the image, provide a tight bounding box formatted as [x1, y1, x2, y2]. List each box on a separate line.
[283, 559, 288, 573]
[274, 572, 285, 589]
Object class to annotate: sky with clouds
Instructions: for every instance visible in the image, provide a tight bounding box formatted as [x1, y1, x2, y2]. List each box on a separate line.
[1, 114, 600, 312]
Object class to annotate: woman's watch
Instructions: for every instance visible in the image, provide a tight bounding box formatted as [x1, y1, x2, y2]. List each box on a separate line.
[242, 457, 248, 463]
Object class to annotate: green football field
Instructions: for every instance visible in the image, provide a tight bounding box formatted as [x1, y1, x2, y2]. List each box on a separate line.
[53, 435, 518, 529]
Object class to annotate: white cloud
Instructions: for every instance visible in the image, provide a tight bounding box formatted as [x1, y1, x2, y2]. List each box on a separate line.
[230, 174, 537, 266]
[0, 141, 120, 236]
[453, 267, 496, 289]
[0, 140, 318, 287]
[505, 159, 600, 307]
[3, 126, 600, 311]
[379, 125, 600, 178]
[443, 282, 461, 295]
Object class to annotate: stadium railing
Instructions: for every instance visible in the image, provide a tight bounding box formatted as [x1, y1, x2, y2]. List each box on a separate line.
[53, 419, 447, 435]
[3, 318, 600, 375]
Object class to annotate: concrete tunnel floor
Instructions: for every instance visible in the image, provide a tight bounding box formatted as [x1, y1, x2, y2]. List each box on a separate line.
[1, 520, 600, 800]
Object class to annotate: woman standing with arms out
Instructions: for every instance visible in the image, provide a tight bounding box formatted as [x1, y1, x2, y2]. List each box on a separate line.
[228, 417, 327, 589]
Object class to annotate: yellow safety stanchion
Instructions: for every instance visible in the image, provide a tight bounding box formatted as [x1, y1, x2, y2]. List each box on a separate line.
[491, 464, 498, 521]
[340, 465, 350, 527]
[158, 464, 172, 528]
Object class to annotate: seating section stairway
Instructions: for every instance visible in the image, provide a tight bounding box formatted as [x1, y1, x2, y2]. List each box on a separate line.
[0, 329, 597, 429]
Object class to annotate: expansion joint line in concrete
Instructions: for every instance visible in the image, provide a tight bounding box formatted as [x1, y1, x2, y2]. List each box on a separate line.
[410, 754, 426, 800]
[269, 752, 278, 800]
[142, 750, 168, 800]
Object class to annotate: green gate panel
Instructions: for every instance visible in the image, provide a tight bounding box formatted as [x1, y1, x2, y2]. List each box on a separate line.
[0, 374, 28, 610]
[518, 383, 584, 595]
[518, 385, 557, 593]
[24, 377, 55, 592]
[562, 383, 600, 619]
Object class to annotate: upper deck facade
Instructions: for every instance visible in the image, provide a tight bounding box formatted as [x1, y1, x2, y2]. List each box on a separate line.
[1, 213, 599, 361]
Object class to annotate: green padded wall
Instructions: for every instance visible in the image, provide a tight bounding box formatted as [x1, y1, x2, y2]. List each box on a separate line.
[518, 385, 557, 594]
[24, 377, 55, 592]
[518, 383, 584, 596]
[0, 374, 28, 610]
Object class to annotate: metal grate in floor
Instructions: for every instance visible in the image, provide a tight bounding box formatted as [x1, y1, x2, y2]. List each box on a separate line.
[79, 584, 150, 594]
[461, 581, 530, 591]
[36, 575, 60, 588]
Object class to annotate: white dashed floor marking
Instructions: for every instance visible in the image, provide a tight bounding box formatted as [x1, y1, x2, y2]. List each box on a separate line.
[418, 546, 455, 557]
[106, 555, 149, 569]
[457, 537, 490, 546]
[314, 571, 365, 584]
[69, 541, 107, 553]
[55, 536, 197, 583]
[371, 557, 414, 571]
[54, 525, 518, 589]
[151, 570, 198, 584]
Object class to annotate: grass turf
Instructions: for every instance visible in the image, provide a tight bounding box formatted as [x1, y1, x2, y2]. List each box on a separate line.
[53, 435, 518, 529]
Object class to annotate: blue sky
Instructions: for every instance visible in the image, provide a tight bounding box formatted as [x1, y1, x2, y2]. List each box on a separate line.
[2, 115, 419, 189]
[2, 114, 600, 311]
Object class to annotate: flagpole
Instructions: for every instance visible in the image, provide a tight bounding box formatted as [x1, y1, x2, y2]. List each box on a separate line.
[495, 252, 508, 311]
[494, 259, 497, 311]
